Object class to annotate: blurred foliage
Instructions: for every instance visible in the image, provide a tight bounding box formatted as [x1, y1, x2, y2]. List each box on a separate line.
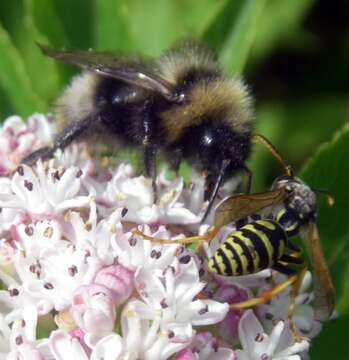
[0, 0, 348, 357]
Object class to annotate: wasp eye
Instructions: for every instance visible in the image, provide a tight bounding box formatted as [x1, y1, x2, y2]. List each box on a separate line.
[285, 186, 292, 193]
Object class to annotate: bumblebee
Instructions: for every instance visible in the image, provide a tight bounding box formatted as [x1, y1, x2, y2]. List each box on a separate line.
[23, 41, 254, 220]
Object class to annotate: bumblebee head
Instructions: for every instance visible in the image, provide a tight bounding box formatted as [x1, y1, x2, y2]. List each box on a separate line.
[196, 123, 251, 180]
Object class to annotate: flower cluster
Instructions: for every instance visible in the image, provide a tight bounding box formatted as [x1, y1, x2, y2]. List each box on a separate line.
[0, 114, 321, 359]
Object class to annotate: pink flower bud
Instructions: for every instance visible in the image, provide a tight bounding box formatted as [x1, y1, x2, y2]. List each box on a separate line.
[70, 284, 116, 335]
[69, 328, 91, 356]
[214, 284, 248, 342]
[93, 264, 134, 305]
[174, 349, 195, 360]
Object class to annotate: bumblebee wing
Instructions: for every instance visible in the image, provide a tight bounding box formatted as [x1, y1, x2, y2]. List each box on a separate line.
[39, 44, 175, 100]
[303, 222, 335, 321]
[214, 188, 287, 228]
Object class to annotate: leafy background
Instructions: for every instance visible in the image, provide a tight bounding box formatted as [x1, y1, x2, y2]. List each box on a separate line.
[0, 0, 348, 357]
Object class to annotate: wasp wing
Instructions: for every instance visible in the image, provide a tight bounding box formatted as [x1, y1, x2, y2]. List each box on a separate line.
[38, 44, 175, 100]
[214, 188, 287, 228]
[303, 222, 335, 321]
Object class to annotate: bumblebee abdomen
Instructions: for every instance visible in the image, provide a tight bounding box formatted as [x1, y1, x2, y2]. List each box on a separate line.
[55, 72, 101, 130]
[207, 220, 287, 276]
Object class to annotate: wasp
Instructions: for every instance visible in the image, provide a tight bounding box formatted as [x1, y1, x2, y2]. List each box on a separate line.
[134, 164, 335, 339]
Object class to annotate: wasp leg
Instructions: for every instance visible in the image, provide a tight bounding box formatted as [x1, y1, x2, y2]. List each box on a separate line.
[279, 254, 304, 265]
[287, 267, 308, 342]
[229, 272, 299, 309]
[22, 115, 97, 166]
[286, 239, 301, 253]
[272, 261, 298, 275]
[132, 229, 210, 245]
[228, 269, 308, 343]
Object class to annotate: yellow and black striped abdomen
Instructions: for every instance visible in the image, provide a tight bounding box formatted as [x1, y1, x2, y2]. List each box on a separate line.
[207, 220, 287, 276]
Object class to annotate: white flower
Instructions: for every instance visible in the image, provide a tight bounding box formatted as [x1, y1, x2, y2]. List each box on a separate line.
[0, 113, 324, 360]
[0, 162, 91, 217]
[0, 267, 52, 323]
[101, 165, 200, 225]
[236, 310, 309, 360]
[0, 177, 20, 234]
[16, 219, 64, 259]
[1, 305, 49, 359]
[111, 225, 183, 274]
[132, 259, 229, 340]
[13, 246, 99, 312]
[0, 114, 54, 175]
[65, 203, 120, 264]
[174, 332, 237, 360]
[256, 272, 322, 338]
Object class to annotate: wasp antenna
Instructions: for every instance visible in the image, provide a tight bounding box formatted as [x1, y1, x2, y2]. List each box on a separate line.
[252, 134, 293, 177]
[312, 187, 335, 207]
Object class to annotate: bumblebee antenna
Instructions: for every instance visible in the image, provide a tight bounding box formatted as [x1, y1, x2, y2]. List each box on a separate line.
[312, 187, 335, 207]
[201, 159, 230, 224]
[252, 134, 293, 177]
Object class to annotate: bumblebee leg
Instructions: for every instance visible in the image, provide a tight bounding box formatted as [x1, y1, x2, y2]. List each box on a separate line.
[201, 159, 230, 223]
[167, 147, 183, 174]
[143, 143, 157, 200]
[22, 115, 97, 166]
[22, 146, 55, 165]
[141, 108, 157, 201]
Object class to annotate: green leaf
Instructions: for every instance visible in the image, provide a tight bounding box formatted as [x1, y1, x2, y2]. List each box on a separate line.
[203, 1, 244, 53]
[310, 311, 349, 358]
[219, 0, 266, 75]
[301, 123, 349, 315]
[247, 103, 286, 191]
[0, 1, 62, 105]
[28, 0, 74, 83]
[95, 0, 227, 56]
[93, 0, 135, 51]
[251, 0, 315, 63]
[29, 0, 69, 48]
[0, 24, 46, 116]
[52, 0, 94, 49]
